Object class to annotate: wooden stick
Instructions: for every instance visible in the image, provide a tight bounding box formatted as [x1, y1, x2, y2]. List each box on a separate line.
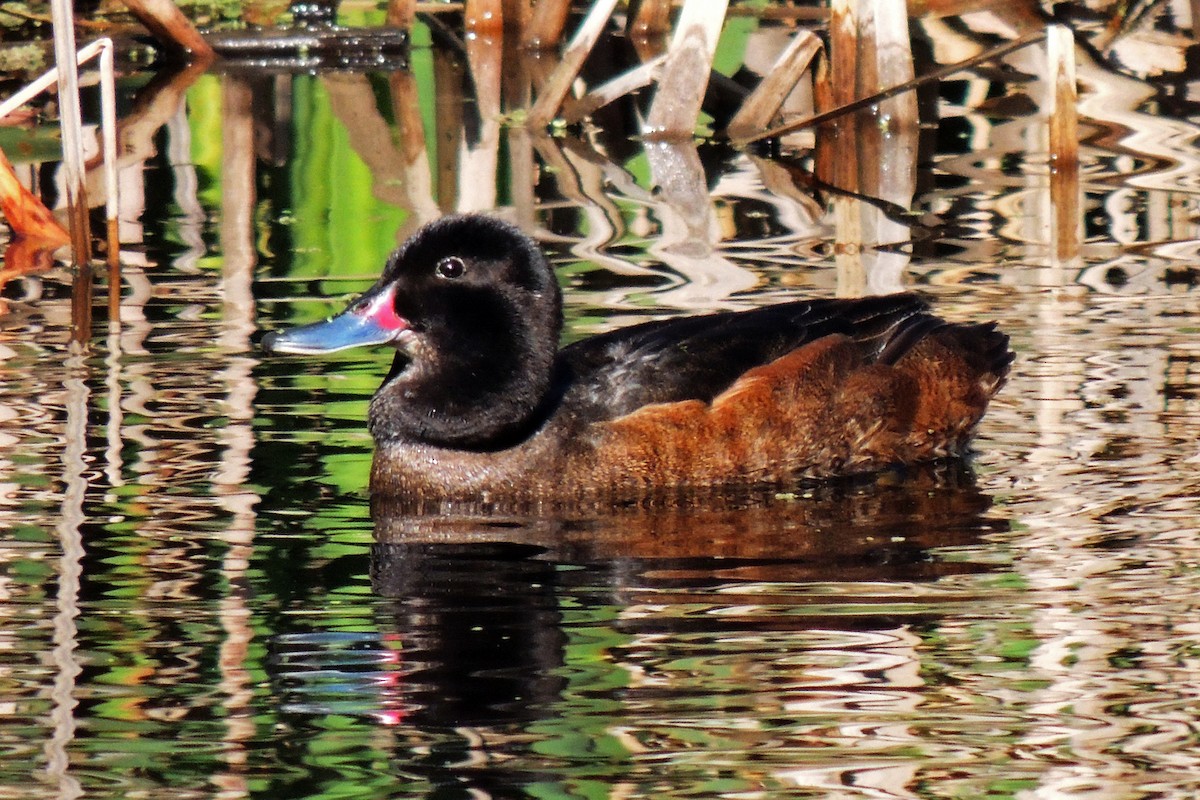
[726, 29, 821, 140]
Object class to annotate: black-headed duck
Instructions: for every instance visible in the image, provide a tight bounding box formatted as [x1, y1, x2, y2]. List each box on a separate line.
[262, 214, 1012, 503]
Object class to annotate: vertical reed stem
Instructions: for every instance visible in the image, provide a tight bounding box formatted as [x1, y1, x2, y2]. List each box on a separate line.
[98, 41, 121, 328]
[388, 70, 440, 229]
[828, 0, 859, 109]
[522, 0, 572, 50]
[433, 47, 465, 209]
[466, 0, 503, 35]
[220, 77, 255, 289]
[628, 0, 672, 38]
[863, 0, 916, 128]
[386, 0, 415, 28]
[1046, 24, 1081, 265]
[50, 0, 89, 268]
[50, 0, 93, 343]
[502, 0, 531, 31]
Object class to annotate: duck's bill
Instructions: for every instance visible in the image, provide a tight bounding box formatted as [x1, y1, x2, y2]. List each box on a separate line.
[261, 286, 408, 355]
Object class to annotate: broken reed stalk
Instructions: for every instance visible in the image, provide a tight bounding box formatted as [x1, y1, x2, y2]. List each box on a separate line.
[561, 54, 665, 123]
[0, 147, 71, 247]
[644, 0, 730, 140]
[2, 38, 123, 330]
[49, 0, 95, 344]
[1046, 23, 1081, 264]
[121, 0, 213, 59]
[5, 37, 123, 340]
[0, 40, 121, 247]
[736, 30, 1047, 145]
[726, 29, 821, 140]
[49, 0, 90, 272]
[526, 0, 619, 127]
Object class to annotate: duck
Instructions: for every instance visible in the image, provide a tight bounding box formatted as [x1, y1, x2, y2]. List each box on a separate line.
[261, 214, 1013, 505]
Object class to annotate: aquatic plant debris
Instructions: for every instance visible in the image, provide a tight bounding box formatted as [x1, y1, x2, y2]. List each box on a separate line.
[0, 145, 70, 247]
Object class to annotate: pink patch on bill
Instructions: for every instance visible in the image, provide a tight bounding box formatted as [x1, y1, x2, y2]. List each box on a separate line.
[363, 286, 409, 331]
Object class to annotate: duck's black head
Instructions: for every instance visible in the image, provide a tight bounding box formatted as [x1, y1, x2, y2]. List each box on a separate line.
[263, 214, 563, 448]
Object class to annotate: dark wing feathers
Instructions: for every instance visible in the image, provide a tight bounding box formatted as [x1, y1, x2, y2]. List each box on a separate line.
[559, 293, 934, 419]
[876, 313, 947, 366]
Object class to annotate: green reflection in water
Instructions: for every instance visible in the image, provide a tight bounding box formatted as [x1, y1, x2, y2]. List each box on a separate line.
[187, 74, 410, 283]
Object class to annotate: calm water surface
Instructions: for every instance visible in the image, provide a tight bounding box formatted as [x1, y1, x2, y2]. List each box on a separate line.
[3, 9, 1200, 799]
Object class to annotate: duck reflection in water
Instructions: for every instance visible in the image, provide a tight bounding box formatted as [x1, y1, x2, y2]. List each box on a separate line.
[365, 463, 1004, 751]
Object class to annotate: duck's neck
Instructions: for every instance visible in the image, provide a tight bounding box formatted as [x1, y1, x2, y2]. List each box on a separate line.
[368, 302, 560, 451]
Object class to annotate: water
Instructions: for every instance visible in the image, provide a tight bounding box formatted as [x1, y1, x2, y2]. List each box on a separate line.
[4, 7, 1200, 798]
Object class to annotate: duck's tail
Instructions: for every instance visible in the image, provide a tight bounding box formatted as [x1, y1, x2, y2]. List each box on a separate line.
[868, 314, 1013, 464]
[880, 313, 1013, 398]
[938, 320, 1014, 398]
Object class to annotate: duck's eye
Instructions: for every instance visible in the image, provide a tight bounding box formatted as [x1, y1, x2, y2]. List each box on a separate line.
[435, 256, 466, 279]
